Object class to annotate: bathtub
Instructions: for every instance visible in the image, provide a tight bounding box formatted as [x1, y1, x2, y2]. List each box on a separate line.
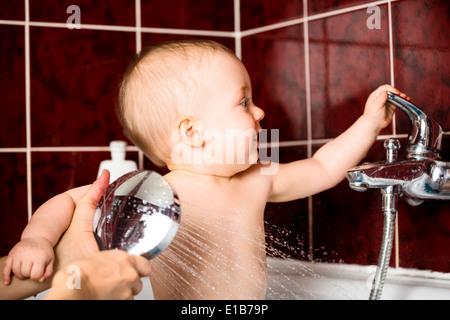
[265, 257, 450, 300]
[28, 257, 450, 300]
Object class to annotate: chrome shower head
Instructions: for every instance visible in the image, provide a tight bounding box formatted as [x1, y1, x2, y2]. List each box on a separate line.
[93, 170, 181, 259]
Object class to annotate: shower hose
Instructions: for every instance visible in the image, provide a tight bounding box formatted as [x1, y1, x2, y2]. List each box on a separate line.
[369, 186, 398, 300]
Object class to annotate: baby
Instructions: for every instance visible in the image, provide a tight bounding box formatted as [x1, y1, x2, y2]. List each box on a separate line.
[4, 40, 409, 299]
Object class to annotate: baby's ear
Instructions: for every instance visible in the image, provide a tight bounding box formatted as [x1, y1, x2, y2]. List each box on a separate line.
[177, 117, 204, 147]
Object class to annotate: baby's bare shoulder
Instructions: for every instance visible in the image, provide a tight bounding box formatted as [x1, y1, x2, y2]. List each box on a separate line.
[232, 163, 274, 193]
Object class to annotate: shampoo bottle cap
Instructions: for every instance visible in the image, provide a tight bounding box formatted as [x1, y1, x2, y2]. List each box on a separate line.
[110, 140, 127, 161]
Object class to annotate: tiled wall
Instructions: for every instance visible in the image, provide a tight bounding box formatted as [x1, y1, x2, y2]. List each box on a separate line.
[0, 0, 449, 273]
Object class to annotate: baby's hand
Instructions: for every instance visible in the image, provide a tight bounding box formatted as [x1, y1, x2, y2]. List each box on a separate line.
[363, 84, 410, 130]
[2, 237, 55, 285]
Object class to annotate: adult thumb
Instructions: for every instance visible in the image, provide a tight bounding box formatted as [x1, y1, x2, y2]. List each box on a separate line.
[70, 169, 110, 232]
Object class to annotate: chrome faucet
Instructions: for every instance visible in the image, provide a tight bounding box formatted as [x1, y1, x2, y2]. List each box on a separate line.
[347, 92, 450, 206]
[346, 92, 449, 300]
[385, 92, 443, 160]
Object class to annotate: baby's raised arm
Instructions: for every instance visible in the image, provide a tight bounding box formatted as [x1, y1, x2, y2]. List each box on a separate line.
[2, 184, 91, 285]
[268, 85, 409, 202]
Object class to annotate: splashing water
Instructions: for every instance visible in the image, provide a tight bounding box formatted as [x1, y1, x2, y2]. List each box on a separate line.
[147, 198, 326, 300]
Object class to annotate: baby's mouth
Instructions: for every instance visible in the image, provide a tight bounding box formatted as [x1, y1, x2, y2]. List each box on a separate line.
[253, 131, 259, 145]
[255, 128, 263, 144]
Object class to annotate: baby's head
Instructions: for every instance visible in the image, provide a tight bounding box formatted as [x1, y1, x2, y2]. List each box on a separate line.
[117, 40, 239, 167]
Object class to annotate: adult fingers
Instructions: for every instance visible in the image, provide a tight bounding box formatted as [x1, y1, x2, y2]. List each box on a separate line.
[70, 169, 110, 230]
[129, 255, 152, 278]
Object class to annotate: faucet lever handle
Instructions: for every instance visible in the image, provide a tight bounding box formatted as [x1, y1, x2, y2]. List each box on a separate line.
[386, 92, 443, 160]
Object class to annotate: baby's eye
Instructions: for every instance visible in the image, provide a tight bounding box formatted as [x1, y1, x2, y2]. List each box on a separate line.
[240, 98, 250, 108]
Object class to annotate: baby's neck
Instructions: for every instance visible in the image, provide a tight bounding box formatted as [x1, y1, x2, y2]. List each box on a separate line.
[165, 169, 232, 188]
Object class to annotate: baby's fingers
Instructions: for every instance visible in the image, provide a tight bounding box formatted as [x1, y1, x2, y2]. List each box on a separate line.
[17, 260, 32, 280]
[30, 262, 46, 282]
[377, 84, 411, 101]
[41, 263, 54, 283]
[2, 256, 13, 285]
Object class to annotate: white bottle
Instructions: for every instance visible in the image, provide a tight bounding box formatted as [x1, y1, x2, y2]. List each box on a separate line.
[97, 141, 138, 183]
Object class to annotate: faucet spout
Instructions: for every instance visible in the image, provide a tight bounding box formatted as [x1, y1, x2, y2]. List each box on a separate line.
[386, 92, 443, 160]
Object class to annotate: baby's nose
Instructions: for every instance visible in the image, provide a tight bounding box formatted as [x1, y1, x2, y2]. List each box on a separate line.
[253, 105, 265, 122]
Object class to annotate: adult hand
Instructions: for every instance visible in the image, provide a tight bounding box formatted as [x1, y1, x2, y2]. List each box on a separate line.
[45, 250, 152, 300]
[53, 170, 110, 271]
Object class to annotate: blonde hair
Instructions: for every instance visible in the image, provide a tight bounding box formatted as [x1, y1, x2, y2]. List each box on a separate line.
[117, 40, 236, 167]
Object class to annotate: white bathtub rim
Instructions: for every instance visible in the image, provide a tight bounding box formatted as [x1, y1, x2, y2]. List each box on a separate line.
[267, 257, 450, 284]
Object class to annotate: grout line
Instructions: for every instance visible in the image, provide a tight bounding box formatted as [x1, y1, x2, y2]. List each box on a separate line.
[135, 0, 142, 53]
[140, 26, 235, 38]
[388, 1, 397, 137]
[388, 1, 395, 89]
[303, 0, 314, 262]
[0, 132, 433, 154]
[2, 131, 445, 154]
[0, 19, 235, 37]
[234, 0, 242, 60]
[0, 146, 140, 153]
[25, 0, 32, 221]
[303, 13, 312, 159]
[388, 0, 400, 269]
[135, 0, 145, 169]
[31, 20, 135, 32]
[0, 20, 26, 26]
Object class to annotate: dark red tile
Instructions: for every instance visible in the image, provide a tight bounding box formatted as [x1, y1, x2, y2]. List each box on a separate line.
[265, 199, 309, 259]
[0, 153, 28, 256]
[308, 0, 375, 15]
[29, 0, 135, 26]
[398, 200, 450, 273]
[0, 25, 26, 148]
[240, 0, 303, 31]
[0, 0, 25, 20]
[141, 0, 234, 31]
[311, 140, 391, 265]
[264, 145, 309, 259]
[309, 5, 391, 139]
[242, 25, 307, 142]
[312, 180, 385, 265]
[30, 27, 135, 147]
[392, 0, 450, 133]
[31, 151, 139, 211]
